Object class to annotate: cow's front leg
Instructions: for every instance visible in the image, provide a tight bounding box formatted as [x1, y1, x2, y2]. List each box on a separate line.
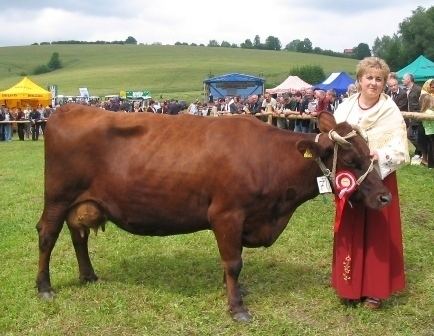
[212, 210, 251, 322]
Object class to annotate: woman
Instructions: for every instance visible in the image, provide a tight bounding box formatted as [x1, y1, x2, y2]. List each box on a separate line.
[332, 57, 409, 309]
[420, 93, 434, 168]
[420, 79, 434, 167]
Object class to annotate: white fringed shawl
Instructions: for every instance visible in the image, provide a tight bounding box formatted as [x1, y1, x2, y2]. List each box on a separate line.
[334, 93, 409, 179]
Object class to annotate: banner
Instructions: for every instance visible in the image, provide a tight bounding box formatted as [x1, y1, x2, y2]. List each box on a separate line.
[125, 90, 151, 99]
[79, 87, 89, 98]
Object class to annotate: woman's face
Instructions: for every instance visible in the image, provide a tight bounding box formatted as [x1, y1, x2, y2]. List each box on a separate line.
[358, 68, 385, 99]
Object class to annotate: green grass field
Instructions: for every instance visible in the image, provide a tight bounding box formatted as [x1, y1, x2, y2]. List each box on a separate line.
[0, 138, 433, 335]
[0, 45, 358, 100]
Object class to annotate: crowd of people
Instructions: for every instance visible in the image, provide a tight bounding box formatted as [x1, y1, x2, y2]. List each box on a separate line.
[1, 72, 433, 170]
[0, 104, 53, 141]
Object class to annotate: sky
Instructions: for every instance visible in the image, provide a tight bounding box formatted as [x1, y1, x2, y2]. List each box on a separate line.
[0, 0, 431, 52]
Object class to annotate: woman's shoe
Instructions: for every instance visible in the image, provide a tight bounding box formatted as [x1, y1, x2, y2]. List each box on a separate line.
[363, 297, 381, 309]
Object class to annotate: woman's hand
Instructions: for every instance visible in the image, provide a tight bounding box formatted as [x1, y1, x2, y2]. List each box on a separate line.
[370, 150, 379, 162]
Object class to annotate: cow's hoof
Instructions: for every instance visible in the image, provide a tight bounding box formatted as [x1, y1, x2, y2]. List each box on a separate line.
[38, 290, 55, 300]
[232, 311, 252, 322]
[80, 274, 98, 283]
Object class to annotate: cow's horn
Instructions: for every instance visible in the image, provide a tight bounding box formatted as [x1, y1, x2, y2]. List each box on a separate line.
[328, 130, 350, 145]
[351, 124, 368, 141]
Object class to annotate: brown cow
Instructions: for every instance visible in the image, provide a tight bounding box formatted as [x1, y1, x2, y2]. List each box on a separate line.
[36, 104, 391, 322]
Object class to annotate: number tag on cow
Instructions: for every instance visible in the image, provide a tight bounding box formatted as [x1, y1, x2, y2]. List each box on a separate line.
[317, 176, 332, 194]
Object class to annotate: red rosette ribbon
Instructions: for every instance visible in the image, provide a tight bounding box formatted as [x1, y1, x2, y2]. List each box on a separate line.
[333, 170, 357, 233]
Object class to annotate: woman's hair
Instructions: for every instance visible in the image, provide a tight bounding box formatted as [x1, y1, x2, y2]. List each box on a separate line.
[419, 93, 434, 113]
[356, 57, 390, 82]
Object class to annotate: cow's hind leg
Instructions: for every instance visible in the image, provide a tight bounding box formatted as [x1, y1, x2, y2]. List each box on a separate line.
[211, 210, 251, 322]
[66, 201, 107, 284]
[36, 204, 68, 299]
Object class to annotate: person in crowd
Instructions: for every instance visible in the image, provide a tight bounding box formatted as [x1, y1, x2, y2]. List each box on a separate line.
[161, 100, 169, 114]
[29, 107, 41, 141]
[168, 99, 181, 115]
[387, 77, 408, 111]
[1, 106, 14, 141]
[314, 90, 328, 112]
[403, 73, 421, 112]
[0, 105, 6, 141]
[295, 88, 315, 133]
[23, 105, 31, 139]
[41, 105, 53, 135]
[331, 56, 409, 309]
[403, 73, 424, 162]
[187, 100, 199, 115]
[421, 78, 434, 96]
[290, 91, 303, 132]
[15, 107, 26, 141]
[225, 96, 239, 114]
[326, 89, 339, 113]
[247, 95, 262, 114]
[345, 83, 358, 98]
[384, 72, 398, 93]
[419, 78, 434, 167]
[261, 93, 277, 112]
[146, 100, 158, 113]
[420, 93, 434, 168]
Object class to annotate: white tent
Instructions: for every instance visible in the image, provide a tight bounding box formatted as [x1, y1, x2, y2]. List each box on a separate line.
[266, 76, 312, 94]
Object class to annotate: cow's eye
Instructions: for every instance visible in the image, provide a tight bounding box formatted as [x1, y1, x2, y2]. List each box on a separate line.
[342, 159, 356, 168]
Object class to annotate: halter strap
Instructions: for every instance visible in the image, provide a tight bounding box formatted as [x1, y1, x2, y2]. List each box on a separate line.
[314, 129, 374, 192]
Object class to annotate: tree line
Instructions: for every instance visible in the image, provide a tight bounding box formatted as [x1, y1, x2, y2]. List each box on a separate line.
[31, 5, 432, 72]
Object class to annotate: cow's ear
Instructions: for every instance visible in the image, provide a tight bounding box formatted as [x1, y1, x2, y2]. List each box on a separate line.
[317, 111, 337, 133]
[296, 139, 324, 159]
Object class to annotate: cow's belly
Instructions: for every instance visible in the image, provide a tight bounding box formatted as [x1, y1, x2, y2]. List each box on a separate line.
[84, 186, 211, 236]
[115, 220, 209, 236]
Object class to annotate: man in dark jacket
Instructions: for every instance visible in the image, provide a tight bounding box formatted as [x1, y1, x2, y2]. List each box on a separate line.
[403, 73, 424, 159]
[29, 108, 41, 141]
[387, 78, 408, 111]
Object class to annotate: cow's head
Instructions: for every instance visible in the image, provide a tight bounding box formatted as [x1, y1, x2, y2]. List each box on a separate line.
[296, 112, 391, 209]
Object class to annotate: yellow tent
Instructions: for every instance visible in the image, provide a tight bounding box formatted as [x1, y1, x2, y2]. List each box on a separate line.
[0, 77, 52, 108]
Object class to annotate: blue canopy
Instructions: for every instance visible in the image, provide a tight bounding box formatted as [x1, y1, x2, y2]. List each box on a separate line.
[204, 73, 264, 99]
[314, 72, 355, 96]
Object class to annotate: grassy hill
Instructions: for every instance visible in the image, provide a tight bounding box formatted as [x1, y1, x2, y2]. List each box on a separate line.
[0, 44, 358, 101]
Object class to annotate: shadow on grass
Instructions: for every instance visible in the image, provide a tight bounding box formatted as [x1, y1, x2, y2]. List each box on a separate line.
[54, 250, 319, 300]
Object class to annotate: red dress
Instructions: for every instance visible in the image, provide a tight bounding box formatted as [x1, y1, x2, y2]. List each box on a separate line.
[331, 172, 405, 299]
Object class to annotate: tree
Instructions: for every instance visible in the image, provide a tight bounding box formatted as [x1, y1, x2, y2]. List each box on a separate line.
[372, 35, 404, 71]
[208, 40, 220, 47]
[125, 36, 137, 44]
[301, 38, 313, 53]
[285, 39, 301, 51]
[289, 65, 325, 84]
[220, 41, 231, 48]
[241, 39, 253, 49]
[264, 36, 281, 50]
[399, 6, 434, 62]
[353, 43, 371, 59]
[47, 52, 62, 70]
[253, 35, 261, 49]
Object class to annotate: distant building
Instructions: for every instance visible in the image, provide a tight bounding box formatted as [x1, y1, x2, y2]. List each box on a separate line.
[343, 48, 354, 54]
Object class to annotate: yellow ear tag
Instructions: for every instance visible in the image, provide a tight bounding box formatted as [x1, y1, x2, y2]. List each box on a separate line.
[304, 149, 313, 158]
